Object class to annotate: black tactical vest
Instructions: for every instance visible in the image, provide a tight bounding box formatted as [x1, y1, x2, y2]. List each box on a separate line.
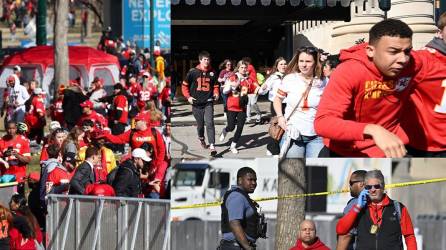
[221, 188, 262, 240]
[356, 200, 404, 250]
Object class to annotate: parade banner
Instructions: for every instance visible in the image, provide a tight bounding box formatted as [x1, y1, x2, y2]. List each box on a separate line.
[122, 0, 171, 51]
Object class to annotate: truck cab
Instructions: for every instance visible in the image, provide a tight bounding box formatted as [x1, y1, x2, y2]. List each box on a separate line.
[171, 158, 278, 221]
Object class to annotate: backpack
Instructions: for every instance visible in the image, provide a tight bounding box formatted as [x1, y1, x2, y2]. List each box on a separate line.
[106, 163, 134, 186]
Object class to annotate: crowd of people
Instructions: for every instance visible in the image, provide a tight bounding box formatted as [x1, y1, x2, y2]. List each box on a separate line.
[182, 14, 446, 158]
[0, 42, 171, 248]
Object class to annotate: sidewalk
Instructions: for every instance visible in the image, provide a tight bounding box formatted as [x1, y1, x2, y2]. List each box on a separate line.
[172, 95, 273, 126]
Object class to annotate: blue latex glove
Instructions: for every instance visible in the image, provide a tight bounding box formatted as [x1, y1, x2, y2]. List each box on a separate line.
[357, 189, 369, 208]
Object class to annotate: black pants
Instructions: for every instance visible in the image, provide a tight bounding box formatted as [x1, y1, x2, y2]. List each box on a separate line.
[29, 127, 44, 144]
[406, 146, 446, 157]
[192, 102, 215, 144]
[111, 122, 126, 153]
[218, 240, 256, 250]
[225, 111, 246, 144]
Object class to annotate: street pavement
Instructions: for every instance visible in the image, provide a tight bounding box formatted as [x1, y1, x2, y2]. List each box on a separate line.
[172, 96, 274, 158]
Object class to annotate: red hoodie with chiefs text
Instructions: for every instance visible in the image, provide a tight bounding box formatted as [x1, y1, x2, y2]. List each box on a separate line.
[314, 43, 424, 157]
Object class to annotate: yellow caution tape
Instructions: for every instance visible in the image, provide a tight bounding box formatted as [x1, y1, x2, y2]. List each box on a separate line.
[0, 182, 18, 188]
[171, 177, 446, 210]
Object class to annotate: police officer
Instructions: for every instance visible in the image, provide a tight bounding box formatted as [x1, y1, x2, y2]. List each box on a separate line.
[219, 167, 266, 250]
[337, 170, 366, 250]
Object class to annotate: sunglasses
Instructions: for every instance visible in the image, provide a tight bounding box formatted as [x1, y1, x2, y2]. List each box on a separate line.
[365, 184, 383, 190]
[349, 180, 362, 186]
[298, 46, 319, 54]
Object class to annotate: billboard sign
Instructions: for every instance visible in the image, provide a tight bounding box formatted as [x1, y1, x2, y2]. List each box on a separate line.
[122, 0, 171, 51]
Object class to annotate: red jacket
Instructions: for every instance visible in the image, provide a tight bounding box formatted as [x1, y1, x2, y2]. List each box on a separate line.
[24, 95, 45, 128]
[336, 195, 417, 250]
[105, 128, 165, 167]
[225, 73, 259, 112]
[314, 43, 423, 157]
[289, 238, 330, 250]
[401, 46, 446, 151]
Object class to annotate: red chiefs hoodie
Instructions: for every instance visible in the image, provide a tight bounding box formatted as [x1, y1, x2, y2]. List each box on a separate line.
[289, 238, 330, 250]
[314, 43, 424, 157]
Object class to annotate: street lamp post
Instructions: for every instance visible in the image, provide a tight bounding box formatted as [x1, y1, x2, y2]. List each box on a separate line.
[36, 0, 47, 45]
[150, 0, 155, 69]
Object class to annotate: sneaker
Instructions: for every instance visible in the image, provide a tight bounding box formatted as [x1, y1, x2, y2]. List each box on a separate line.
[219, 128, 227, 142]
[246, 117, 252, 123]
[199, 138, 208, 149]
[255, 115, 261, 123]
[230, 147, 239, 154]
[230, 142, 238, 154]
[209, 144, 217, 157]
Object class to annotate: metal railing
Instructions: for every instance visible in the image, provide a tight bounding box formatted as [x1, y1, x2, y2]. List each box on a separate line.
[46, 194, 170, 250]
[0, 182, 17, 206]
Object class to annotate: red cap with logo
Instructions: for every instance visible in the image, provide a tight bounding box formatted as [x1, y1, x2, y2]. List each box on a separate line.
[80, 100, 94, 108]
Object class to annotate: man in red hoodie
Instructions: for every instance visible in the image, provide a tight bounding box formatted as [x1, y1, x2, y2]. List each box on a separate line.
[290, 220, 329, 250]
[182, 51, 219, 156]
[336, 170, 417, 250]
[315, 19, 422, 157]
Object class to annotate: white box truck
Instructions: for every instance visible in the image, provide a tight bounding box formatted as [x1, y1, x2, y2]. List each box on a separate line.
[171, 158, 279, 221]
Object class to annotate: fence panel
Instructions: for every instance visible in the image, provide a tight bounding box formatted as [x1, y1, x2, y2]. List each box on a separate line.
[47, 194, 170, 250]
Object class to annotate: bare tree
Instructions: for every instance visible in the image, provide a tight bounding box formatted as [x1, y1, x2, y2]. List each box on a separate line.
[53, 0, 69, 97]
[275, 158, 306, 250]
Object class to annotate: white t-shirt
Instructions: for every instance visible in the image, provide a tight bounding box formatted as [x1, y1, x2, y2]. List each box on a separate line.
[277, 73, 326, 137]
[8, 82, 30, 112]
[263, 72, 284, 102]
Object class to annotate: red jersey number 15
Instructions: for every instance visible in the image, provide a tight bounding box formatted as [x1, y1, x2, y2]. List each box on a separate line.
[196, 78, 211, 91]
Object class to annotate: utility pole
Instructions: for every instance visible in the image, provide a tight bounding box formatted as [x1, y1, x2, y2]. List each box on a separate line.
[150, 0, 155, 69]
[36, 0, 47, 45]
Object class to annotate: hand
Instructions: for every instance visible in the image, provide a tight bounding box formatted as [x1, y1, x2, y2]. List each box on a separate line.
[357, 189, 369, 208]
[149, 179, 161, 192]
[139, 169, 149, 179]
[278, 116, 287, 130]
[364, 124, 407, 158]
[187, 96, 196, 104]
[213, 94, 219, 101]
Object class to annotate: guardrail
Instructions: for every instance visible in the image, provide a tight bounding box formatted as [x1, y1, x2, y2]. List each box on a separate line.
[46, 194, 170, 250]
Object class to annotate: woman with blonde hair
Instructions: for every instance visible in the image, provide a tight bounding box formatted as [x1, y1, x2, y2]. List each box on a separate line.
[219, 60, 261, 154]
[61, 127, 86, 159]
[273, 47, 326, 158]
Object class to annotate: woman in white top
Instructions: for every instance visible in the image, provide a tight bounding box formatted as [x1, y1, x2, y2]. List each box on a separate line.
[261, 57, 287, 155]
[273, 47, 326, 158]
[262, 57, 287, 115]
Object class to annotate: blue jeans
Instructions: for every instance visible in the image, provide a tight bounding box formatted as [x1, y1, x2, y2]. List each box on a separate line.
[282, 135, 324, 158]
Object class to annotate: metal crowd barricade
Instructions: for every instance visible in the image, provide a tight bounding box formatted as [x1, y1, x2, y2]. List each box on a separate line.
[0, 182, 17, 206]
[46, 194, 170, 250]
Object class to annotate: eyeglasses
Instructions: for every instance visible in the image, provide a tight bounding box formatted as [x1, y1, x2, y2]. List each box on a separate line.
[365, 184, 383, 190]
[349, 180, 362, 186]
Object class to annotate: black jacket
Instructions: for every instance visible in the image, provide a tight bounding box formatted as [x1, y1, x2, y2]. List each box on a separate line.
[112, 159, 141, 197]
[62, 86, 87, 124]
[69, 161, 95, 195]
